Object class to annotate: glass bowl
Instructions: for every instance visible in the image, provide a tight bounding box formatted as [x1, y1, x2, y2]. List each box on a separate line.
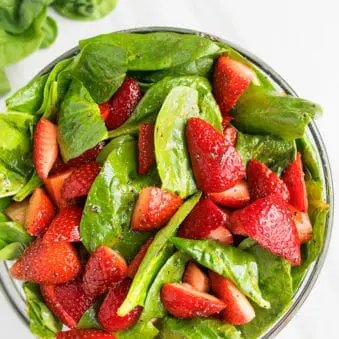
[0, 27, 334, 338]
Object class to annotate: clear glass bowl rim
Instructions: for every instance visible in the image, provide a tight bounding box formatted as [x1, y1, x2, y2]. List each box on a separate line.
[0, 26, 334, 338]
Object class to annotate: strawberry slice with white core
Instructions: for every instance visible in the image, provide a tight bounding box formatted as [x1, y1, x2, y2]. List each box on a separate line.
[183, 262, 210, 293]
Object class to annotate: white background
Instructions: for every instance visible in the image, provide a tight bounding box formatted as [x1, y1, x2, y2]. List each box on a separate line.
[0, 0, 338, 338]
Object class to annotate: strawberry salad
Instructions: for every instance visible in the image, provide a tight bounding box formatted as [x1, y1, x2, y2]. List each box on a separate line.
[0, 32, 328, 339]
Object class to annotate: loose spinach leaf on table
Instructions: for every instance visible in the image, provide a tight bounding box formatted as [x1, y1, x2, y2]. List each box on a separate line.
[13, 171, 42, 202]
[0, 68, 10, 95]
[118, 192, 201, 317]
[57, 79, 107, 162]
[170, 238, 270, 309]
[40, 16, 58, 49]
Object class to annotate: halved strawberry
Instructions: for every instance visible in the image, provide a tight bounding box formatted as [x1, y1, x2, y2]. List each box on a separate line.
[41, 279, 96, 328]
[222, 116, 233, 131]
[209, 271, 255, 325]
[207, 226, 233, 244]
[10, 238, 81, 283]
[99, 102, 111, 121]
[183, 262, 210, 293]
[208, 180, 250, 209]
[131, 187, 183, 232]
[57, 329, 116, 339]
[127, 237, 153, 279]
[105, 77, 142, 130]
[230, 195, 301, 265]
[62, 162, 101, 200]
[213, 56, 255, 115]
[224, 127, 238, 146]
[247, 159, 290, 202]
[25, 188, 55, 236]
[43, 207, 83, 243]
[5, 199, 29, 225]
[160, 282, 226, 319]
[98, 279, 142, 332]
[178, 198, 233, 244]
[138, 123, 155, 175]
[83, 246, 127, 297]
[290, 206, 313, 244]
[186, 118, 245, 193]
[34, 118, 58, 179]
[282, 152, 308, 212]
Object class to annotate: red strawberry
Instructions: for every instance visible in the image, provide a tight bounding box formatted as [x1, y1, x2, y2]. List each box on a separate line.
[222, 116, 233, 131]
[43, 207, 83, 243]
[62, 162, 101, 199]
[131, 187, 183, 232]
[208, 180, 250, 209]
[24, 188, 55, 236]
[247, 159, 290, 202]
[186, 118, 245, 193]
[105, 77, 142, 130]
[282, 153, 308, 212]
[209, 271, 255, 325]
[98, 279, 142, 332]
[5, 200, 29, 225]
[230, 195, 301, 265]
[224, 127, 238, 146]
[99, 102, 111, 121]
[10, 238, 81, 283]
[57, 329, 116, 339]
[138, 123, 155, 175]
[127, 237, 153, 279]
[160, 283, 226, 319]
[34, 118, 58, 179]
[178, 198, 233, 244]
[183, 262, 210, 293]
[83, 246, 127, 297]
[41, 280, 96, 328]
[213, 56, 255, 115]
[207, 226, 233, 244]
[290, 206, 312, 244]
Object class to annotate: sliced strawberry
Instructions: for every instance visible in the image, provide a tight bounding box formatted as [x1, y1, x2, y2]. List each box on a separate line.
[209, 271, 255, 325]
[43, 207, 82, 243]
[62, 162, 101, 200]
[138, 123, 155, 175]
[222, 116, 233, 131]
[57, 329, 116, 339]
[178, 198, 232, 244]
[186, 118, 245, 193]
[99, 102, 111, 121]
[98, 279, 142, 332]
[10, 238, 81, 283]
[41, 280, 96, 328]
[207, 226, 233, 244]
[131, 187, 183, 232]
[213, 56, 255, 115]
[224, 127, 238, 146]
[230, 195, 301, 265]
[105, 77, 142, 130]
[83, 246, 127, 297]
[161, 282, 226, 319]
[282, 152, 308, 212]
[290, 206, 313, 244]
[24, 188, 55, 236]
[127, 237, 153, 279]
[183, 262, 210, 293]
[4, 199, 29, 225]
[34, 118, 58, 179]
[228, 214, 248, 236]
[247, 159, 290, 202]
[208, 180, 250, 209]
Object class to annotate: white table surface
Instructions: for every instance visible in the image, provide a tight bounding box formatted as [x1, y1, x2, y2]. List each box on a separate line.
[1, 0, 338, 338]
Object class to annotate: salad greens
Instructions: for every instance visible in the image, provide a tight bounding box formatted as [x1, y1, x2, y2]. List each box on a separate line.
[40, 16, 58, 49]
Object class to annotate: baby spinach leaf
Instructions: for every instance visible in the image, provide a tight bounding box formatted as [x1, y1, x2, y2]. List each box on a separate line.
[13, 171, 42, 202]
[80, 136, 159, 255]
[80, 32, 224, 71]
[170, 238, 270, 309]
[232, 85, 322, 140]
[236, 131, 296, 176]
[78, 298, 103, 329]
[118, 192, 201, 317]
[23, 282, 62, 339]
[58, 79, 107, 162]
[155, 86, 199, 198]
[40, 16, 58, 49]
[0, 68, 10, 95]
[6, 74, 48, 114]
[72, 42, 127, 103]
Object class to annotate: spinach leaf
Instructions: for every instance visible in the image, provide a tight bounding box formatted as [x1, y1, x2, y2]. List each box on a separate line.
[54, 0, 118, 21]
[80, 32, 224, 71]
[80, 136, 159, 257]
[40, 16, 58, 49]
[118, 192, 201, 316]
[72, 42, 127, 103]
[160, 316, 243, 339]
[13, 171, 42, 202]
[78, 298, 103, 329]
[23, 282, 62, 338]
[0, 68, 10, 95]
[6, 74, 48, 114]
[240, 243, 293, 339]
[236, 131, 296, 176]
[58, 79, 108, 162]
[170, 238, 270, 309]
[232, 85, 322, 140]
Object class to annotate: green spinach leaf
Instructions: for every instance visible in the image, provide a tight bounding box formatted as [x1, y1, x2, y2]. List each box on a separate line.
[40, 16, 58, 49]
[0, 68, 10, 95]
[78, 298, 103, 329]
[13, 171, 42, 202]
